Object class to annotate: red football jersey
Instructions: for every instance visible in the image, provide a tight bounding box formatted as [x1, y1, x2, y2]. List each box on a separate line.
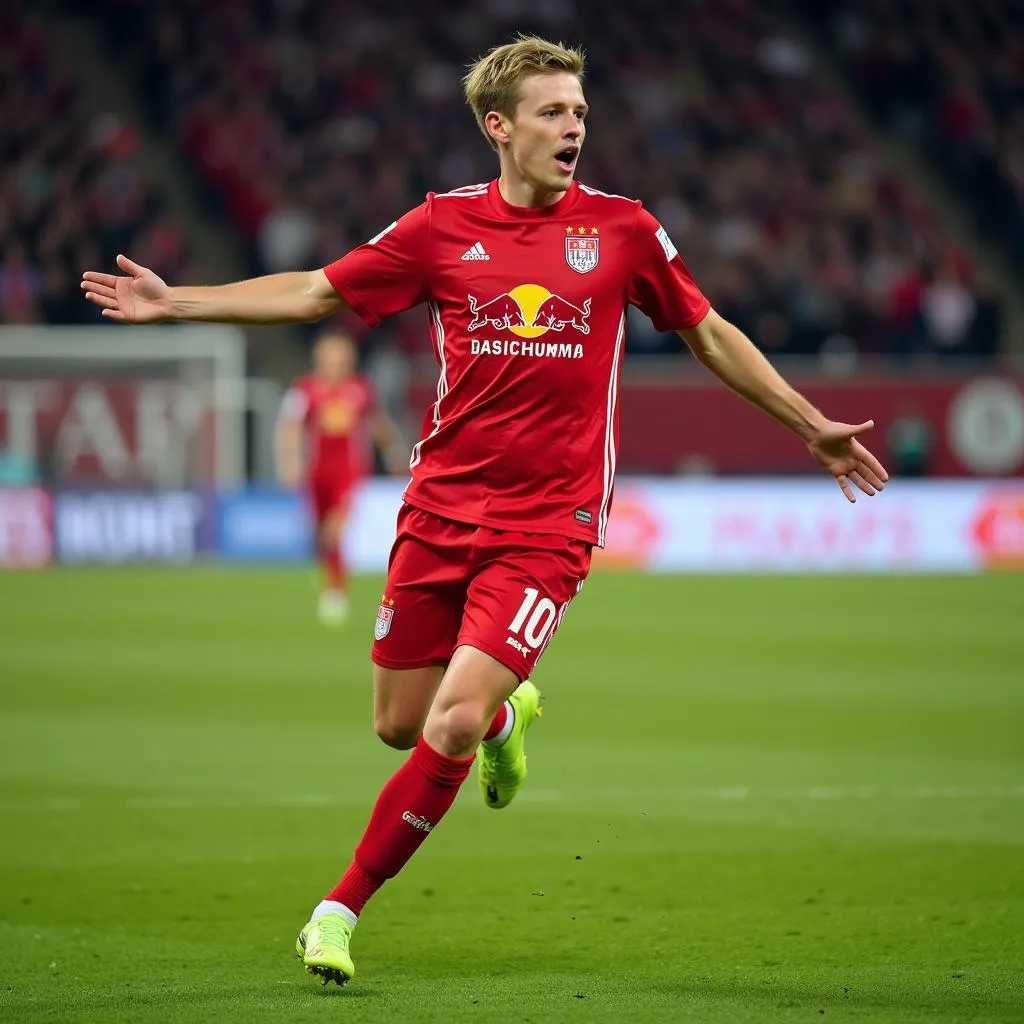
[280, 374, 375, 482]
[323, 179, 710, 545]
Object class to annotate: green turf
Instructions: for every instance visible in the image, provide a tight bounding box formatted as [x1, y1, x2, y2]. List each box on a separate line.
[0, 568, 1022, 1023]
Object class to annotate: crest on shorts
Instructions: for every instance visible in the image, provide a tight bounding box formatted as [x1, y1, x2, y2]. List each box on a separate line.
[565, 230, 599, 274]
[375, 603, 394, 640]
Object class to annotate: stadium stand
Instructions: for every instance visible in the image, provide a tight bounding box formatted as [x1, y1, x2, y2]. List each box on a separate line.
[8, 0, 1013, 365]
[800, 0, 1024, 274]
[0, 7, 192, 326]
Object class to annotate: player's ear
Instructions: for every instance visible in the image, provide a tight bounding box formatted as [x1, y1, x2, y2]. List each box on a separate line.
[484, 111, 510, 146]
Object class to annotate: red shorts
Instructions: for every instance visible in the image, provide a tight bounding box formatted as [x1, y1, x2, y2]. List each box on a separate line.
[309, 473, 358, 523]
[372, 504, 592, 681]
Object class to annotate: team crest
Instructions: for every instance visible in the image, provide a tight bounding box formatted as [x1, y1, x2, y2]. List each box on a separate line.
[374, 603, 394, 640]
[565, 235, 599, 274]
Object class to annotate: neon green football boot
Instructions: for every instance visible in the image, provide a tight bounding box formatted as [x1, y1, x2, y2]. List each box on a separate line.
[478, 679, 541, 809]
[296, 913, 355, 986]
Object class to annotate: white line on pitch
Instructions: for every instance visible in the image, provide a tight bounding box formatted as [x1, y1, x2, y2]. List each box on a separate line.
[2, 784, 1022, 812]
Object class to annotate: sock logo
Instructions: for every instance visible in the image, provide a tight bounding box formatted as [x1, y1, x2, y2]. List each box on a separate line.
[401, 811, 434, 832]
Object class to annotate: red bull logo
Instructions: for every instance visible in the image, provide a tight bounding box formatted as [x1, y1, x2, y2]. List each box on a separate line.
[533, 294, 592, 334]
[467, 293, 527, 332]
[467, 284, 592, 337]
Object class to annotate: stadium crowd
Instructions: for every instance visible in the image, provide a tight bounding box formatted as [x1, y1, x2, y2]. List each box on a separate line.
[802, 0, 1024, 274]
[5, 0, 1009, 364]
[0, 8, 192, 327]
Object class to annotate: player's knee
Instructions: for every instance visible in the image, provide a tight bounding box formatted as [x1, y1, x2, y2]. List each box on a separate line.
[423, 700, 488, 757]
[373, 713, 420, 750]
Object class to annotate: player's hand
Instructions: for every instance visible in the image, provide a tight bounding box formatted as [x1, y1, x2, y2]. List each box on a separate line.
[81, 254, 173, 323]
[805, 419, 889, 503]
[278, 465, 303, 490]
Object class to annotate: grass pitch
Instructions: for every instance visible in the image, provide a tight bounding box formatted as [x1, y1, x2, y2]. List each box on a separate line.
[0, 567, 1022, 1023]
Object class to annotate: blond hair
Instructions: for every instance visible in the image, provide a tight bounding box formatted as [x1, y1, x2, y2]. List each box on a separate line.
[463, 35, 585, 149]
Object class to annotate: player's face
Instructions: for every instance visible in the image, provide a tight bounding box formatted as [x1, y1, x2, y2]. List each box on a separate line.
[314, 337, 355, 383]
[505, 73, 587, 201]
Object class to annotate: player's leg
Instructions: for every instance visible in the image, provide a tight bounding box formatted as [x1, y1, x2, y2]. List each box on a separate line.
[316, 498, 350, 624]
[371, 658, 518, 753]
[463, 529, 592, 809]
[297, 509, 561, 984]
[366, 506, 466, 746]
[309, 528, 589, 972]
[303, 646, 515, 935]
[319, 506, 347, 591]
[299, 650, 513, 986]
[307, 478, 338, 620]
[421, 644, 519, 756]
[372, 663, 445, 749]
[298, 505, 469, 984]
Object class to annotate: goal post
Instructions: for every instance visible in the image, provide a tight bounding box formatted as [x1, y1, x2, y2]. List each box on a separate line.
[0, 325, 248, 488]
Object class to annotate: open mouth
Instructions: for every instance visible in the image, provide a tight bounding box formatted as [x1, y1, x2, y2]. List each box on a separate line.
[555, 148, 578, 172]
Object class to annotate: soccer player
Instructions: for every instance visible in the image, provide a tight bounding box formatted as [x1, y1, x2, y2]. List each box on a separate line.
[81, 36, 889, 986]
[277, 329, 405, 625]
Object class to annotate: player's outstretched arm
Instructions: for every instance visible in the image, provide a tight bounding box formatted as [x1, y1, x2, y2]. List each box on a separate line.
[678, 309, 889, 502]
[81, 254, 345, 325]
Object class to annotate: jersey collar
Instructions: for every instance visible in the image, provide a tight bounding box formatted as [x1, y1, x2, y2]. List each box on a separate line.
[486, 179, 581, 219]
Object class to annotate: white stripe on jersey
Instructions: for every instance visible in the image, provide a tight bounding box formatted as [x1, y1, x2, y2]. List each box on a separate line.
[410, 302, 449, 469]
[435, 183, 488, 198]
[578, 183, 635, 203]
[598, 312, 627, 545]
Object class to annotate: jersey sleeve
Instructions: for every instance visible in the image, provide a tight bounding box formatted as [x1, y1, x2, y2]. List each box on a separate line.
[280, 384, 310, 423]
[322, 202, 431, 326]
[627, 207, 711, 332]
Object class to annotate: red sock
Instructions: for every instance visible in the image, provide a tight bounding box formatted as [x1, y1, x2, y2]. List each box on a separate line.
[325, 737, 474, 915]
[322, 541, 345, 591]
[482, 701, 509, 742]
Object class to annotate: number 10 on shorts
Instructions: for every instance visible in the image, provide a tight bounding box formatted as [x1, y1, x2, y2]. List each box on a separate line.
[508, 587, 558, 650]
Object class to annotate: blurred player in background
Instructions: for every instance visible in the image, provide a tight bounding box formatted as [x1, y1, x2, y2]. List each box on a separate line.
[276, 330, 405, 625]
[82, 35, 888, 989]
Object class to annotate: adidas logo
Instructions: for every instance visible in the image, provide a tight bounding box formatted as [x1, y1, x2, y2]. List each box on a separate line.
[460, 241, 490, 261]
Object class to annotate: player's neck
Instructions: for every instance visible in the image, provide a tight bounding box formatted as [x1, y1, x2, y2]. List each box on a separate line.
[496, 172, 567, 210]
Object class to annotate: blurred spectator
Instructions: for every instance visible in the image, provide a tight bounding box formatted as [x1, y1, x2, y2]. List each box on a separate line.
[921, 260, 976, 356]
[0, 7, 191, 326]
[258, 184, 318, 273]
[0, 243, 42, 324]
[803, 0, 1024, 270]
[7, 0, 999, 368]
[83, 0, 1000, 364]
